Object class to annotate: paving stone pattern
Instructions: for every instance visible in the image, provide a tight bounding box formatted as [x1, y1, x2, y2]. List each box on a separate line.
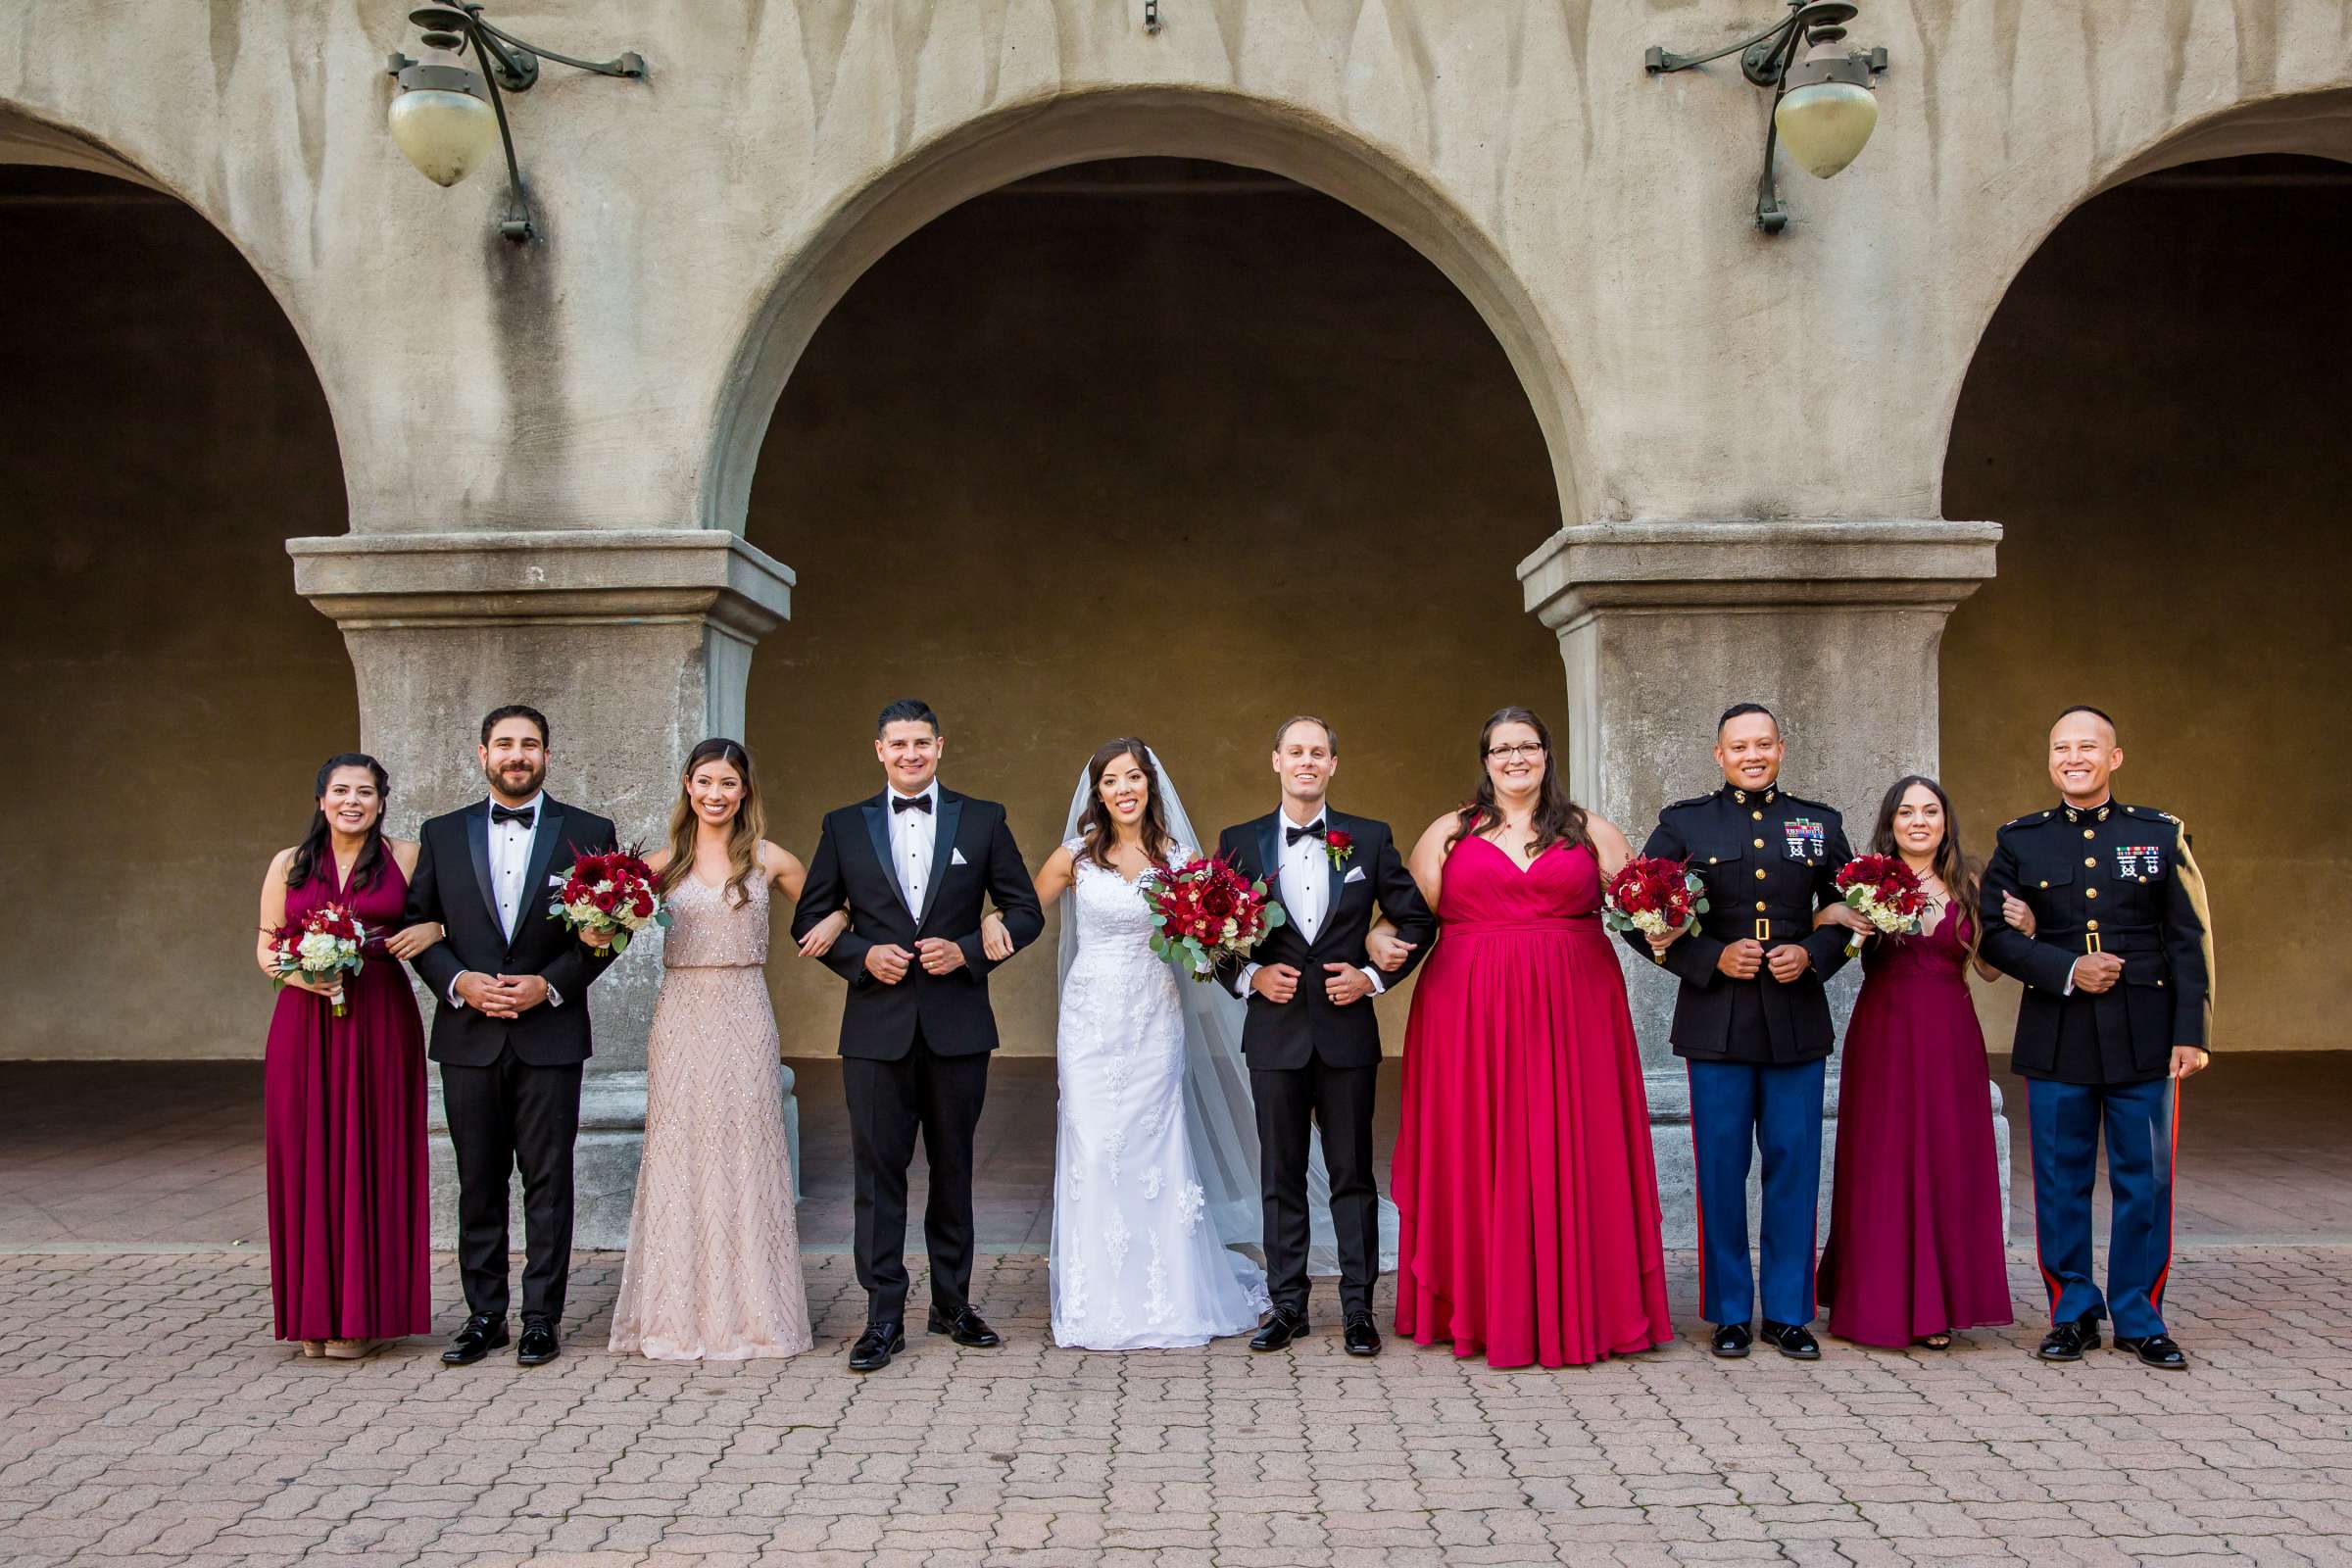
[4, 1249, 2350, 1567]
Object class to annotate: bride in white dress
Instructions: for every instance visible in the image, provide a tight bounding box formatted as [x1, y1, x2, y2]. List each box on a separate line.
[987, 736, 1394, 1350]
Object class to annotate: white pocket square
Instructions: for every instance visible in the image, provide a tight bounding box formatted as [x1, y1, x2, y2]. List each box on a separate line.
[1344, 865, 1367, 884]
[951, 848, 969, 867]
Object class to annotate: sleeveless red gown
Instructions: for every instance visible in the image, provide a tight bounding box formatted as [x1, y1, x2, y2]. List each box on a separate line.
[1816, 905, 2014, 1346]
[1393, 837, 1673, 1367]
[262, 857, 431, 1342]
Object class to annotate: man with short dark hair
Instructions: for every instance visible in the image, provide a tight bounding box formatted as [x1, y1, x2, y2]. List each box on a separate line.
[1637, 704, 1852, 1361]
[792, 699, 1044, 1373]
[1980, 706, 2211, 1370]
[404, 704, 620, 1368]
[1212, 714, 1435, 1356]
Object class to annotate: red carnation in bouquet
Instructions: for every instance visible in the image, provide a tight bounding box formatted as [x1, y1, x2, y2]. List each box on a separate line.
[1601, 856, 1708, 955]
[1833, 853, 1928, 956]
[1138, 853, 1288, 982]
[547, 844, 671, 957]
[269, 903, 368, 1017]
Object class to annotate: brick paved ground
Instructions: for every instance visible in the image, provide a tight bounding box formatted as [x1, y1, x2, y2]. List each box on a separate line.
[4, 1248, 2349, 1568]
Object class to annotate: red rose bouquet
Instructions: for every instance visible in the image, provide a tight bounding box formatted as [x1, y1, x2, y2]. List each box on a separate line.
[547, 845, 670, 957]
[270, 904, 367, 1017]
[1138, 854, 1288, 982]
[1601, 856, 1708, 952]
[1833, 853, 1928, 956]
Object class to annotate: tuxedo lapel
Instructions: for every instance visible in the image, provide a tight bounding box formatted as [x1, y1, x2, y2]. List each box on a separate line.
[465, 804, 499, 935]
[1257, 814, 1282, 898]
[514, 801, 570, 952]
[1317, 810, 1346, 947]
[859, 795, 893, 892]
[918, 791, 963, 930]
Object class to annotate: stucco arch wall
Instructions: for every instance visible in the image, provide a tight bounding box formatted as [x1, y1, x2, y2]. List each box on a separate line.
[9, 2, 2350, 538]
[703, 85, 1588, 540]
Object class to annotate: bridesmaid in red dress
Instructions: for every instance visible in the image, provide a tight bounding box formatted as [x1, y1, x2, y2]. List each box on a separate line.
[254, 755, 440, 1359]
[1813, 775, 2016, 1349]
[1382, 707, 1673, 1368]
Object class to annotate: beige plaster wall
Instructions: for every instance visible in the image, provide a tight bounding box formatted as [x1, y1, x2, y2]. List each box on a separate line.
[742, 165, 1563, 1056]
[1942, 157, 2351, 1054]
[0, 170, 353, 1059]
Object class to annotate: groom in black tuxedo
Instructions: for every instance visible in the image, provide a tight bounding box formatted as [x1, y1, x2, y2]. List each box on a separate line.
[404, 705, 618, 1369]
[792, 699, 1044, 1373]
[1214, 714, 1434, 1356]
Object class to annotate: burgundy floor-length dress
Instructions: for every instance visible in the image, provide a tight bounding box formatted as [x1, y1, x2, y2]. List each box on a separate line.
[262, 857, 431, 1343]
[1817, 904, 2014, 1347]
[1394, 836, 1673, 1368]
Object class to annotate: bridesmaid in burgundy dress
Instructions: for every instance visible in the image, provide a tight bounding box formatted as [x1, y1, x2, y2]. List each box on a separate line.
[254, 755, 440, 1359]
[1813, 775, 2016, 1349]
[1382, 708, 1673, 1368]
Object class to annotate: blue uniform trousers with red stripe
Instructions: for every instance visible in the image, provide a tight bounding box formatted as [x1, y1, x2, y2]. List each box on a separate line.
[1688, 1056, 1826, 1328]
[2026, 1075, 2178, 1338]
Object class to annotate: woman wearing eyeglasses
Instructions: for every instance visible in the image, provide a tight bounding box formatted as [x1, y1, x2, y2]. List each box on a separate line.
[1373, 707, 1673, 1368]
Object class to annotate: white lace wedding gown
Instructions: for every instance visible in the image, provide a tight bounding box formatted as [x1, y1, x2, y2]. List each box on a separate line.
[1051, 839, 1271, 1349]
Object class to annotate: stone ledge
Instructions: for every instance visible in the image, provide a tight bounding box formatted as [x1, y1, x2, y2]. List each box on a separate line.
[286, 529, 795, 639]
[1519, 518, 2004, 630]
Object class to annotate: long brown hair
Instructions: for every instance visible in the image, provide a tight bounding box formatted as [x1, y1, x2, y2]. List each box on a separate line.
[287, 754, 392, 893]
[1447, 707, 1590, 858]
[1870, 774, 1981, 961]
[659, 738, 765, 907]
[1074, 737, 1176, 871]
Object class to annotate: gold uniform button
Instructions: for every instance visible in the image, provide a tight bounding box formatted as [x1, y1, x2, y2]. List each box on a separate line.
[1752, 810, 1764, 821]
[2086, 919, 2099, 932]
[1755, 901, 1767, 911]
[1708, 857, 1719, 864]
[2138, 875, 2148, 883]
[2082, 829, 2094, 840]
[1753, 838, 1765, 849]
[2038, 880, 2049, 889]
[1755, 869, 1767, 881]
[2084, 858, 2096, 867]
[2085, 888, 2098, 900]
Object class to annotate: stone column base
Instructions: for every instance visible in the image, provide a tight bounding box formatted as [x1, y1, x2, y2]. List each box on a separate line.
[1642, 1069, 2011, 1250]
[290, 528, 796, 1250]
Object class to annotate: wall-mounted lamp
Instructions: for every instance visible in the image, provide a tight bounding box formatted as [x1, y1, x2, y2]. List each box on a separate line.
[1646, 2, 1887, 234]
[385, 4, 645, 242]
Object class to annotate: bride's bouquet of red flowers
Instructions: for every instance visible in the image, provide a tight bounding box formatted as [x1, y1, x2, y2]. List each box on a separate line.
[1833, 853, 1929, 956]
[547, 845, 671, 957]
[1601, 856, 1708, 952]
[1138, 853, 1288, 983]
[270, 904, 367, 1017]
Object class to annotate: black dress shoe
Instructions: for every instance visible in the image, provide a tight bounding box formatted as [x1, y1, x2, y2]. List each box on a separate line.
[926, 1306, 1003, 1348]
[1761, 1321, 1821, 1360]
[849, 1321, 906, 1373]
[1342, 1313, 1382, 1357]
[1250, 1306, 1307, 1352]
[2113, 1333, 2188, 1370]
[2034, 1317, 2102, 1362]
[514, 1320, 561, 1366]
[440, 1313, 508, 1367]
[1710, 1322, 1752, 1359]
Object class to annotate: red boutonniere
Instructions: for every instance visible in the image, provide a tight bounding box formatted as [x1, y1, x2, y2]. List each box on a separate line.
[1323, 830, 1354, 868]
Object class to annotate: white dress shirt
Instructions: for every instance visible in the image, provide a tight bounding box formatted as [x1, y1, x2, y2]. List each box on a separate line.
[1237, 805, 1385, 999]
[885, 780, 942, 916]
[450, 792, 562, 1009]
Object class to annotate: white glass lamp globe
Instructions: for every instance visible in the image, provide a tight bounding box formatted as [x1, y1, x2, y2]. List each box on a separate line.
[1774, 76, 1878, 179]
[389, 86, 497, 188]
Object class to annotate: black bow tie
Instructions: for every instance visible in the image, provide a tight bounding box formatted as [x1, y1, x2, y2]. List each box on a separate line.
[1285, 820, 1327, 845]
[891, 794, 933, 814]
[491, 804, 536, 828]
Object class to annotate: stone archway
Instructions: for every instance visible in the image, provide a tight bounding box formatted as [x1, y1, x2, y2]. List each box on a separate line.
[1939, 145, 2352, 1067]
[0, 157, 353, 1062]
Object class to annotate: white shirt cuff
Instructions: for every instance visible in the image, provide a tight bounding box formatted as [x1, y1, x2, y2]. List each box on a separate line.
[1361, 966, 1386, 995]
[1236, 962, 1261, 1000]
[448, 973, 467, 1008]
[546, 984, 564, 1008]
